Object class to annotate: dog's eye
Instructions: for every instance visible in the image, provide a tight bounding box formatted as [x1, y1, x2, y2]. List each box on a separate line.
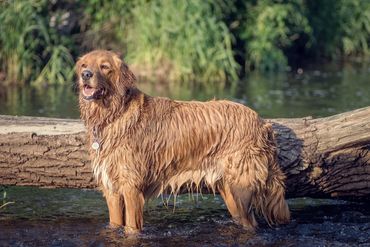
[100, 64, 110, 70]
[81, 63, 87, 69]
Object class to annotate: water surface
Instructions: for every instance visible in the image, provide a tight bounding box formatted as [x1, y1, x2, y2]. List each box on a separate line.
[1, 62, 369, 119]
[1, 187, 369, 246]
[0, 62, 370, 246]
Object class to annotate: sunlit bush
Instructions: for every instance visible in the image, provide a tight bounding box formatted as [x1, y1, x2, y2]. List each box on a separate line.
[84, 0, 239, 85]
[239, 0, 312, 70]
[0, 0, 74, 86]
[306, 0, 370, 58]
[0, 0, 369, 86]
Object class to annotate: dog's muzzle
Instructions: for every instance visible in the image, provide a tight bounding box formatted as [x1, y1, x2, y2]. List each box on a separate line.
[80, 70, 106, 101]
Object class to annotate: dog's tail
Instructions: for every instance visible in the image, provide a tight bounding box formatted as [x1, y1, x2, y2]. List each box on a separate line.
[253, 123, 290, 226]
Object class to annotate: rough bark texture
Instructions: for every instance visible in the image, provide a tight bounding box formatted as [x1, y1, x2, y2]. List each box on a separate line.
[0, 116, 94, 188]
[0, 107, 369, 199]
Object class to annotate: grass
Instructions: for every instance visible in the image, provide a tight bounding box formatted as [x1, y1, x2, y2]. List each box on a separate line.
[306, 0, 370, 59]
[84, 0, 239, 86]
[0, 0, 74, 86]
[0, 0, 370, 86]
[126, 0, 239, 85]
[0, 189, 14, 210]
[240, 0, 312, 70]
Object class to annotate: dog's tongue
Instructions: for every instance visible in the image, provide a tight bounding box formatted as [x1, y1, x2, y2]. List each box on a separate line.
[83, 85, 95, 97]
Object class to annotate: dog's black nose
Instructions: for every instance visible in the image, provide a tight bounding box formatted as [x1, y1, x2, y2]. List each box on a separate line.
[81, 70, 93, 80]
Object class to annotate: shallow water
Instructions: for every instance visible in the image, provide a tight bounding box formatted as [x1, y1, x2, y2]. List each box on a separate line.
[1, 187, 369, 246]
[0, 62, 370, 246]
[1, 62, 369, 119]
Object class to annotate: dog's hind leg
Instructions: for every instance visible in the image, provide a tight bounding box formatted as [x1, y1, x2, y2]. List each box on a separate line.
[122, 187, 145, 234]
[219, 182, 257, 231]
[103, 189, 125, 227]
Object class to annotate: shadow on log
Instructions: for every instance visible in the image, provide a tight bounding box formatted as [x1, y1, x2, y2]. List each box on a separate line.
[0, 107, 369, 200]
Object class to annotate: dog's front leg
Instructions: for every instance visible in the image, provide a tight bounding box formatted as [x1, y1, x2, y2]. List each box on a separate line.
[122, 187, 145, 234]
[103, 189, 125, 227]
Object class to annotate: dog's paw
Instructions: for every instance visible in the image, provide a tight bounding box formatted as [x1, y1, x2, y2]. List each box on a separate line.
[124, 226, 140, 235]
[107, 222, 123, 229]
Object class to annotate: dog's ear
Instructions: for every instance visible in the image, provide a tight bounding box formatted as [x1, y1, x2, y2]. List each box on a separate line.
[112, 53, 136, 96]
[113, 54, 136, 86]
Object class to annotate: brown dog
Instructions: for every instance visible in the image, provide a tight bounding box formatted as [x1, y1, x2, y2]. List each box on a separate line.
[76, 50, 290, 233]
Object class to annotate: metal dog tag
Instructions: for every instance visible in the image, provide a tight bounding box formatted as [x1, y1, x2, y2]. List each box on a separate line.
[92, 141, 100, 150]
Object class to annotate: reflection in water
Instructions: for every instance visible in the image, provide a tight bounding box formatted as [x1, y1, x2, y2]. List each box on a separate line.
[0, 63, 370, 246]
[135, 62, 370, 118]
[0, 83, 80, 118]
[0, 187, 369, 246]
[0, 62, 369, 118]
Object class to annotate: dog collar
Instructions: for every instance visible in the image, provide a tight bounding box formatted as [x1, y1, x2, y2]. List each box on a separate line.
[92, 127, 101, 151]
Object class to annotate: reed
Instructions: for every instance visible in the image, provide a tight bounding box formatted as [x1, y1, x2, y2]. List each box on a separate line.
[127, 0, 238, 85]
[0, 0, 369, 86]
[306, 0, 370, 58]
[0, 0, 74, 86]
[84, 0, 239, 85]
[238, 0, 312, 70]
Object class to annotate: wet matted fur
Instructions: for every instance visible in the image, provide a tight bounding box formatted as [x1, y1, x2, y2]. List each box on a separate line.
[76, 50, 290, 233]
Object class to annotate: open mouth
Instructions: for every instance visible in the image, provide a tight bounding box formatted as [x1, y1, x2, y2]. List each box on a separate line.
[83, 84, 96, 97]
[82, 84, 104, 100]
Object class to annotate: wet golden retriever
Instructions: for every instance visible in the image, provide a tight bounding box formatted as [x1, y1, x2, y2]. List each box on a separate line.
[76, 50, 290, 234]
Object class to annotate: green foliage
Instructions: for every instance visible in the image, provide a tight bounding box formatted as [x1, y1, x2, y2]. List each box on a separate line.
[0, 0, 370, 86]
[0, 0, 74, 86]
[307, 0, 370, 58]
[0, 0, 41, 84]
[32, 45, 74, 86]
[83, 0, 239, 85]
[126, 0, 238, 84]
[239, 0, 312, 70]
[82, 0, 133, 50]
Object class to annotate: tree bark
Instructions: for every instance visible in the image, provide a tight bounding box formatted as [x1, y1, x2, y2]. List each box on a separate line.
[0, 107, 369, 200]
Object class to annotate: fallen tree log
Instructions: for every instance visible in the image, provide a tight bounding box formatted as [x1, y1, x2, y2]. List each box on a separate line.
[0, 106, 369, 200]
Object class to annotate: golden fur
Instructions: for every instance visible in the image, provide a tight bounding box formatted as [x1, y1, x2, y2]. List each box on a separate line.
[76, 50, 290, 233]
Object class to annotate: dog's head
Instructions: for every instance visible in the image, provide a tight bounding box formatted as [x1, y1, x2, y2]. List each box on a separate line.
[76, 50, 136, 102]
